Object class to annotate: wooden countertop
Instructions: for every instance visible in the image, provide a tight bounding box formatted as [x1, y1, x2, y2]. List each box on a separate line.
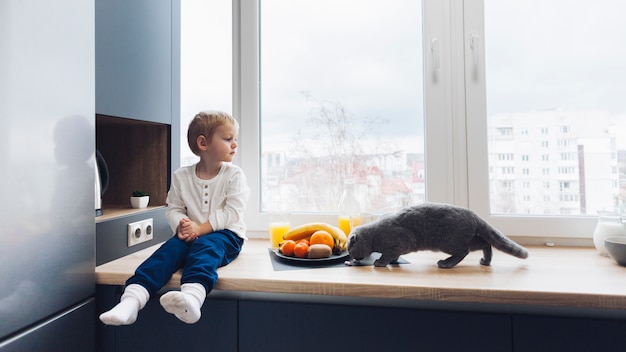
[96, 239, 626, 312]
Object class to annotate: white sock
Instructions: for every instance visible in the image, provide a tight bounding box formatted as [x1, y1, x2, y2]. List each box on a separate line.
[99, 284, 149, 326]
[159, 283, 206, 324]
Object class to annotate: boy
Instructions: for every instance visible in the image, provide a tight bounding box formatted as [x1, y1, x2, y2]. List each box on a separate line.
[99, 110, 249, 325]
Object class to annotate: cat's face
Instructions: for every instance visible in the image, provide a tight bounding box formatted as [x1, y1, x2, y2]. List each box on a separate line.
[347, 230, 371, 260]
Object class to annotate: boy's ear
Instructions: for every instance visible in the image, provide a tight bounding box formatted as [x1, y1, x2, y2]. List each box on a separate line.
[196, 135, 209, 151]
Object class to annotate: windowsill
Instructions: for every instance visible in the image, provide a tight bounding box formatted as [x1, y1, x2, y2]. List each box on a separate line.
[96, 238, 626, 314]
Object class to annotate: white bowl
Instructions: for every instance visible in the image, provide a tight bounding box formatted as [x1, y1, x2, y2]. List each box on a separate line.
[604, 237, 626, 267]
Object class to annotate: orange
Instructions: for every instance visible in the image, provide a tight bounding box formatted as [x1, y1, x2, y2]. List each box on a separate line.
[309, 230, 335, 250]
[297, 239, 310, 246]
[279, 240, 296, 257]
[293, 242, 310, 258]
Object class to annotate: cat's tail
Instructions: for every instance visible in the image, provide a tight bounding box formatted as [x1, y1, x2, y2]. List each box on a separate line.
[478, 222, 529, 259]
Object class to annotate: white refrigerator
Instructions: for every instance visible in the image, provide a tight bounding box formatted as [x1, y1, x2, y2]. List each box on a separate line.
[0, 1, 95, 350]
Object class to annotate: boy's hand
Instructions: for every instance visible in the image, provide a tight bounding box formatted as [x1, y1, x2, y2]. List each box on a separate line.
[177, 218, 200, 242]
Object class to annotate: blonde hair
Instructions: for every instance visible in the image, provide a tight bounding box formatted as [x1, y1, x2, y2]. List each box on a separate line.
[187, 110, 238, 156]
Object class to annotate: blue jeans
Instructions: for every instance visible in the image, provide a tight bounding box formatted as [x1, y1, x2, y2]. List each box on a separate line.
[126, 229, 244, 297]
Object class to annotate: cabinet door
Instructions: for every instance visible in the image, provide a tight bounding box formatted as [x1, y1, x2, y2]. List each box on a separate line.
[513, 315, 626, 352]
[239, 300, 512, 352]
[96, 286, 237, 352]
[96, 0, 173, 124]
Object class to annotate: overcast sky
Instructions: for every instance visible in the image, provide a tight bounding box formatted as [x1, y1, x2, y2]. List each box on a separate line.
[257, 0, 423, 157]
[485, 0, 626, 115]
[181, 0, 626, 156]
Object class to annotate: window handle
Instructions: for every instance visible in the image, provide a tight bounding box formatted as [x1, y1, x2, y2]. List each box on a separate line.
[430, 38, 440, 69]
[470, 34, 481, 80]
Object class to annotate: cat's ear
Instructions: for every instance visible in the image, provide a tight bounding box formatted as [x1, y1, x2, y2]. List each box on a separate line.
[347, 234, 357, 248]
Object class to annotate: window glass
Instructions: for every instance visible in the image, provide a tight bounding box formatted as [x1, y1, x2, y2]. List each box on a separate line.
[180, 0, 232, 166]
[260, 0, 425, 214]
[485, 0, 626, 215]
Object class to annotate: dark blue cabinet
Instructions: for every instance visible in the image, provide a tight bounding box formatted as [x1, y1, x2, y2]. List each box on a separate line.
[95, 0, 180, 266]
[96, 286, 238, 352]
[96, 0, 178, 125]
[239, 300, 511, 352]
[96, 290, 626, 352]
[96, 208, 172, 266]
[513, 314, 626, 352]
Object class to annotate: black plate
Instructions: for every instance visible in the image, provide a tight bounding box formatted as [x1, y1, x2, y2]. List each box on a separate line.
[273, 249, 350, 264]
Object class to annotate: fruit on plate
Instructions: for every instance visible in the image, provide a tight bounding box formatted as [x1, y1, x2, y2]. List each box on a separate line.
[309, 230, 335, 249]
[307, 243, 333, 259]
[282, 222, 348, 251]
[279, 240, 296, 257]
[293, 241, 310, 258]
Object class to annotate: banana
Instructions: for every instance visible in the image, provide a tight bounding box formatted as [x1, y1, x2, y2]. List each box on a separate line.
[283, 222, 348, 250]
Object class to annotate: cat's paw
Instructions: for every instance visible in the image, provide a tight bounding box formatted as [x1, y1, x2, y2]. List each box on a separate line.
[438, 254, 465, 268]
[373, 259, 388, 267]
[437, 259, 458, 269]
[479, 258, 491, 266]
[437, 259, 448, 268]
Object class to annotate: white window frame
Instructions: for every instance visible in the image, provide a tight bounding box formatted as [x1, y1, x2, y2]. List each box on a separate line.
[464, 0, 595, 245]
[234, 0, 597, 244]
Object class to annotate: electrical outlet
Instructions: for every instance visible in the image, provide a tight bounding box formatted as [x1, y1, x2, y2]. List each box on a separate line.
[127, 218, 154, 247]
[142, 218, 154, 242]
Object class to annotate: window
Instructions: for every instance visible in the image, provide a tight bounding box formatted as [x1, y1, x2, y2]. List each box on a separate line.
[482, 0, 626, 218]
[498, 153, 513, 161]
[466, 0, 626, 240]
[496, 127, 513, 137]
[228, 0, 626, 241]
[256, 0, 424, 215]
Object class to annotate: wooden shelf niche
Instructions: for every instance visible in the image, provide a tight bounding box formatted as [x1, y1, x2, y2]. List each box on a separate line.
[96, 114, 170, 219]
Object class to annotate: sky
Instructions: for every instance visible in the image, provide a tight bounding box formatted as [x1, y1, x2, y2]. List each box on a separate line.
[485, 0, 626, 148]
[181, 0, 424, 160]
[260, 0, 423, 140]
[485, 0, 626, 115]
[180, 0, 626, 157]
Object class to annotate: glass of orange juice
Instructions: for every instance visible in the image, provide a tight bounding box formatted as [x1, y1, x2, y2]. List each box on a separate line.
[338, 214, 363, 237]
[269, 211, 290, 249]
[338, 215, 351, 237]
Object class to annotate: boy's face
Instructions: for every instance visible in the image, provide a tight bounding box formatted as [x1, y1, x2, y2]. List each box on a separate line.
[207, 122, 238, 162]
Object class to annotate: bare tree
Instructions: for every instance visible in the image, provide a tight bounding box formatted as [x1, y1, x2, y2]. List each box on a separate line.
[281, 93, 391, 212]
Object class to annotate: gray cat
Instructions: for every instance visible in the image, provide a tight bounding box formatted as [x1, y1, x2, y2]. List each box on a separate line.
[347, 203, 529, 268]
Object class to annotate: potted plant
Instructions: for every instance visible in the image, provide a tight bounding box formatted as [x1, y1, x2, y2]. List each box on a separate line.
[130, 190, 150, 209]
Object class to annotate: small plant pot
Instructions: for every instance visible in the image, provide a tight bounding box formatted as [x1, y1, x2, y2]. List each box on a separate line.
[130, 196, 150, 209]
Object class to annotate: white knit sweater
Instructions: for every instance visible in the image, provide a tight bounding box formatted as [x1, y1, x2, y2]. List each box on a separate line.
[166, 162, 250, 239]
